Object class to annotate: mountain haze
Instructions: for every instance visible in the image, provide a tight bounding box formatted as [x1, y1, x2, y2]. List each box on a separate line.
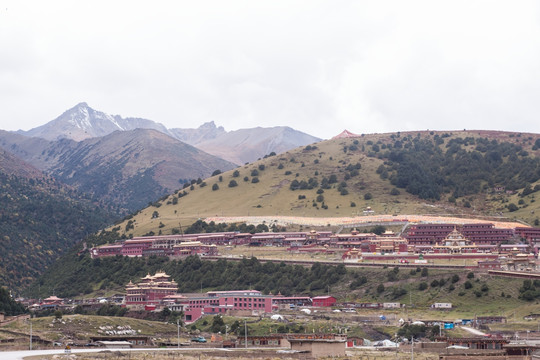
[169, 121, 226, 145]
[172, 122, 321, 165]
[0, 147, 44, 179]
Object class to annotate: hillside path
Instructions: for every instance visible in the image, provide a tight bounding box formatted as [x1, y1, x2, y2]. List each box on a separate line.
[460, 326, 487, 336]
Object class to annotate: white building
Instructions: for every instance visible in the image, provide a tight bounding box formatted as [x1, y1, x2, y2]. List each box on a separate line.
[431, 303, 452, 309]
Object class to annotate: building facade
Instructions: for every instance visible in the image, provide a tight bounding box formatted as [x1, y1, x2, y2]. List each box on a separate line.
[125, 272, 178, 307]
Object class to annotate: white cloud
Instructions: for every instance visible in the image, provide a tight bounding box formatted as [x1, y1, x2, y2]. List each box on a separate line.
[1, 0, 540, 138]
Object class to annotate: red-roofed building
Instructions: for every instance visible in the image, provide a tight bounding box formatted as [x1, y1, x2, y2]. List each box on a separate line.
[312, 296, 336, 307]
[332, 130, 360, 139]
[121, 239, 153, 257]
[90, 244, 123, 258]
[42, 296, 64, 306]
[125, 272, 178, 307]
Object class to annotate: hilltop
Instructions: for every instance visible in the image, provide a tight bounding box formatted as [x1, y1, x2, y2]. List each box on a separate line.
[109, 129, 540, 237]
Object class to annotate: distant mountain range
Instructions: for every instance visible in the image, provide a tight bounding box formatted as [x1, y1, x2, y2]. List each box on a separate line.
[0, 128, 235, 212]
[16, 102, 321, 164]
[177, 123, 321, 165]
[17, 102, 173, 141]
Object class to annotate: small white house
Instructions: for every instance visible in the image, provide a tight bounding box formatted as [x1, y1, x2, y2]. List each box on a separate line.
[431, 303, 452, 309]
[383, 302, 401, 309]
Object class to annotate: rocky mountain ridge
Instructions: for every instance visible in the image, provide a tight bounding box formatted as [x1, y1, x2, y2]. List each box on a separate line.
[0, 128, 235, 212]
[16, 103, 321, 164]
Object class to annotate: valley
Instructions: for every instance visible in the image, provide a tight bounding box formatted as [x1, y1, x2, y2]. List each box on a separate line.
[3, 112, 540, 359]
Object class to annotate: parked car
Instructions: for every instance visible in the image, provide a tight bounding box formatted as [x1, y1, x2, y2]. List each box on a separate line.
[191, 336, 207, 343]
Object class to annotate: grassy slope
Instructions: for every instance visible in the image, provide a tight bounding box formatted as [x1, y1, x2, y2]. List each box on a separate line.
[329, 268, 533, 318]
[185, 269, 538, 338]
[4, 314, 178, 342]
[112, 130, 540, 237]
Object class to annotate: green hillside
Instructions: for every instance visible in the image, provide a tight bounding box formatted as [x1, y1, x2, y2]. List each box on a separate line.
[0, 129, 236, 213]
[32, 249, 540, 319]
[110, 130, 540, 237]
[0, 150, 112, 292]
[0, 287, 26, 315]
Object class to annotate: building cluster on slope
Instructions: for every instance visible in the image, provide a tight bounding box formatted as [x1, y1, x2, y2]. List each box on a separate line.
[120, 271, 341, 323]
[90, 223, 540, 263]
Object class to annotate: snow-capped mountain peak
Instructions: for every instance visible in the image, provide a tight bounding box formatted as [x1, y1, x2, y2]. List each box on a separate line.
[18, 103, 171, 141]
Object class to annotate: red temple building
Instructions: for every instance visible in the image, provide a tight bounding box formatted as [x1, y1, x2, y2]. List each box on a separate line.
[405, 223, 513, 246]
[125, 272, 178, 308]
[431, 228, 478, 254]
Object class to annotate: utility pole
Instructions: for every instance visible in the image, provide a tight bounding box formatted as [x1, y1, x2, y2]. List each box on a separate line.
[395, 333, 398, 360]
[410, 336, 414, 360]
[177, 318, 180, 349]
[244, 320, 248, 349]
[29, 318, 32, 350]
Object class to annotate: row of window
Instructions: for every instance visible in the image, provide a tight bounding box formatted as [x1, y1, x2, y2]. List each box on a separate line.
[234, 303, 265, 308]
[232, 297, 266, 302]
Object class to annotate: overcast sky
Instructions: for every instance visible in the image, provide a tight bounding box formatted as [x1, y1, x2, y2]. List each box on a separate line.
[1, 1, 540, 139]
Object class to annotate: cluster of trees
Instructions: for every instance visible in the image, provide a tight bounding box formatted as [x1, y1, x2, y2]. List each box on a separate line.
[375, 136, 540, 200]
[0, 171, 111, 291]
[0, 287, 26, 315]
[182, 220, 270, 234]
[33, 254, 348, 299]
[290, 177, 318, 190]
[397, 323, 440, 340]
[518, 279, 540, 301]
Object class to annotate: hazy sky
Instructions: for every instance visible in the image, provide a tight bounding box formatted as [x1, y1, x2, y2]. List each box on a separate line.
[1, 1, 540, 139]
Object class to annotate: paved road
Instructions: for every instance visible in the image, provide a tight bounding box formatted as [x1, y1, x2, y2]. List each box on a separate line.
[1, 347, 276, 360]
[2, 348, 202, 360]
